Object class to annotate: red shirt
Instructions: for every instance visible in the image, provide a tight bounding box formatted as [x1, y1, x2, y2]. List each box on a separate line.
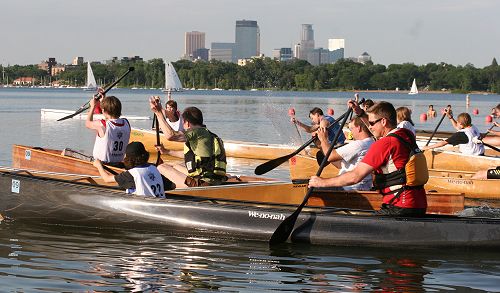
[361, 128, 427, 209]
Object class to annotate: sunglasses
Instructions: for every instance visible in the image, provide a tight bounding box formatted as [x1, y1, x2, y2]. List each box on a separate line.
[368, 117, 383, 126]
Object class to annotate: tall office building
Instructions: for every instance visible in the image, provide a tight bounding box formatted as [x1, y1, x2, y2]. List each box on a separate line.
[210, 42, 235, 62]
[184, 31, 206, 59]
[235, 20, 260, 60]
[328, 38, 345, 63]
[328, 39, 345, 51]
[299, 24, 315, 60]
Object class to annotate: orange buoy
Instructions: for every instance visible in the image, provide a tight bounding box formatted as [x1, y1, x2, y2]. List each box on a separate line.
[473, 108, 479, 115]
[327, 108, 334, 116]
[485, 115, 493, 123]
[288, 108, 295, 116]
[420, 113, 428, 121]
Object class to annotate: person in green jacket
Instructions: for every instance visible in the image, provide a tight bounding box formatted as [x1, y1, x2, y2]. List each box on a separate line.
[151, 103, 227, 188]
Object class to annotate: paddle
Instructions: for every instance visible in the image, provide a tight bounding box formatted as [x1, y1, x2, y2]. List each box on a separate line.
[288, 108, 303, 144]
[57, 67, 135, 121]
[425, 105, 451, 146]
[255, 98, 365, 175]
[154, 115, 162, 165]
[269, 106, 353, 246]
[483, 141, 500, 153]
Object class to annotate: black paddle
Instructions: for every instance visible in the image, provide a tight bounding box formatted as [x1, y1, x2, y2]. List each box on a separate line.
[154, 115, 162, 165]
[483, 141, 500, 153]
[57, 67, 135, 121]
[269, 106, 353, 246]
[425, 105, 451, 146]
[255, 98, 365, 175]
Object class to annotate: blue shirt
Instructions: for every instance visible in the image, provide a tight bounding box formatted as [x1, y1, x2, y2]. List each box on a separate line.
[324, 115, 346, 145]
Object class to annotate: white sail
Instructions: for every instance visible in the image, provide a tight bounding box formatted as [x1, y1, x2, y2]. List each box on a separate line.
[164, 62, 183, 92]
[409, 78, 418, 95]
[84, 62, 98, 91]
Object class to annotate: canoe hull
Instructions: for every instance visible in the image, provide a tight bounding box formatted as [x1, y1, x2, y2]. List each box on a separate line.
[1, 170, 499, 248]
[130, 128, 305, 160]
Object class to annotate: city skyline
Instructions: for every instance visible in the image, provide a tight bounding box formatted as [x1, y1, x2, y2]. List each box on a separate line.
[2, 0, 499, 67]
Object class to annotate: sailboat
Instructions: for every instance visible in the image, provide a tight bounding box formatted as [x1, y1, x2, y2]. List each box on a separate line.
[162, 62, 183, 100]
[83, 62, 98, 91]
[409, 78, 418, 95]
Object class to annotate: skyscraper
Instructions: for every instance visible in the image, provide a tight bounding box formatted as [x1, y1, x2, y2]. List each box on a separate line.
[299, 24, 315, 60]
[234, 20, 260, 60]
[184, 31, 206, 59]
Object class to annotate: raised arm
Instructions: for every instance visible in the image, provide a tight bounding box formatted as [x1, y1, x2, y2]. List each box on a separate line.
[150, 96, 185, 141]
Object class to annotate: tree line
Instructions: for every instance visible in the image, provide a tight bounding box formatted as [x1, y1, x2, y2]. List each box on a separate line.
[2, 57, 499, 93]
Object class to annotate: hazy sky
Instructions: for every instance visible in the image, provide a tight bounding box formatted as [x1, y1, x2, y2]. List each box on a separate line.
[2, 0, 499, 67]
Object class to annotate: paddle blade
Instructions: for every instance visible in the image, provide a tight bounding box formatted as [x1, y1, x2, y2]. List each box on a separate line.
[56, 105, 90, 121]
[254, 154, 292, 175]
[269, 211, 299, 245]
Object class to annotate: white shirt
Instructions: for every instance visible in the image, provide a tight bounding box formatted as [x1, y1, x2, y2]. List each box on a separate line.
[167, 116, 184, 132]
[336, 137, 375, 190]
[126, 164, 165, 197]
[397, 121, 416, 136]
[92, 118, 131, 163]
[459, 125, 485, 155]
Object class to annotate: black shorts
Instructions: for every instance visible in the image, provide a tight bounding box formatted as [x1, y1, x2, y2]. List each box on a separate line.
[486, 166, 500, 179]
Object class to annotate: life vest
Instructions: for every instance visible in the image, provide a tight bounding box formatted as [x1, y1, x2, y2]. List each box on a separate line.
[373, 132, 429, 199]
[184, 128, 227, 184]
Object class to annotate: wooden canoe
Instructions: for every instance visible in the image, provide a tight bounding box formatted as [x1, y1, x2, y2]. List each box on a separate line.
[11, 145, 275, 184]
[130, 127, 309, 160]
[288, 154, 499, 206]
[1, 166, 464, 216]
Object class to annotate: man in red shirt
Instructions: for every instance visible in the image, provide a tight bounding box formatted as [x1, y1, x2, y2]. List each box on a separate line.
[309, 101, 427, 216]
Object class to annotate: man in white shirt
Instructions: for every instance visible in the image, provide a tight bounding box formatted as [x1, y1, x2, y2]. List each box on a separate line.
[315, 114, 375, 190]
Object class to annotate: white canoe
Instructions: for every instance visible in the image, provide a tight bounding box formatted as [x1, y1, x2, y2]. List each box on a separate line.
[40, 108, 151, 121]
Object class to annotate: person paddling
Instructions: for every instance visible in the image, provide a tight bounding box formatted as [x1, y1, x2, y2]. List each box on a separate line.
[309, 101, 428, 217]
[93, 141, 174, 196]
[421, 109, 484, 156]
[149, 96, 185, 141]
[291, 107, 346, 148]
[86, 93, 131, 167]
[154, 106, 228, 188]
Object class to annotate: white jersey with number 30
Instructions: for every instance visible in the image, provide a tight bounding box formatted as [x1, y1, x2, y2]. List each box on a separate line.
[92, 118, 131, 163]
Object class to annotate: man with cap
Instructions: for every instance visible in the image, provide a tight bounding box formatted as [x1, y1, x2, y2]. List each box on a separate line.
[93, 141, 175, 197]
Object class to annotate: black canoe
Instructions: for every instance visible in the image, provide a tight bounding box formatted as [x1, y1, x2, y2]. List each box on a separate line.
[1, 168, 500, 248]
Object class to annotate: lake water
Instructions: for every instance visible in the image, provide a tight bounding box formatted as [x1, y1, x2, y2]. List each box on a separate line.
[1, 88, 499, 291]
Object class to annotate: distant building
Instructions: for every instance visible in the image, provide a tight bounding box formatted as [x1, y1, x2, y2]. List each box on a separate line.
[184, 31, 206, 60]
[38, 58, 57, 76]
[272, 48, 293, 61]
[237, 54, 265, 66]
[328, 39, 345, 51]
[358, 52, 371, 64]
[13, 77, 36, 86]
[298, 24, 315, 60]
[235, 20, 260, 60]
[121, 56, 143, 63]
[210, 42, 235, 62]
[51, 65, 66, 76]
[193, 48, 209, 61]
[72, 57, 84, 66]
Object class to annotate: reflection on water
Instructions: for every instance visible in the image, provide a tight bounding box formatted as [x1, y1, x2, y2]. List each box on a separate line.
[1, 222, 499, 292]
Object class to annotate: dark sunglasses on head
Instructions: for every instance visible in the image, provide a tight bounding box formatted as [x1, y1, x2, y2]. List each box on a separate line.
[368, 117, 383, 126]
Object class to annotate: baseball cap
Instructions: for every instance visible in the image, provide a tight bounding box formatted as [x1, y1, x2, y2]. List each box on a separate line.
[125, 141, 148, 157]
